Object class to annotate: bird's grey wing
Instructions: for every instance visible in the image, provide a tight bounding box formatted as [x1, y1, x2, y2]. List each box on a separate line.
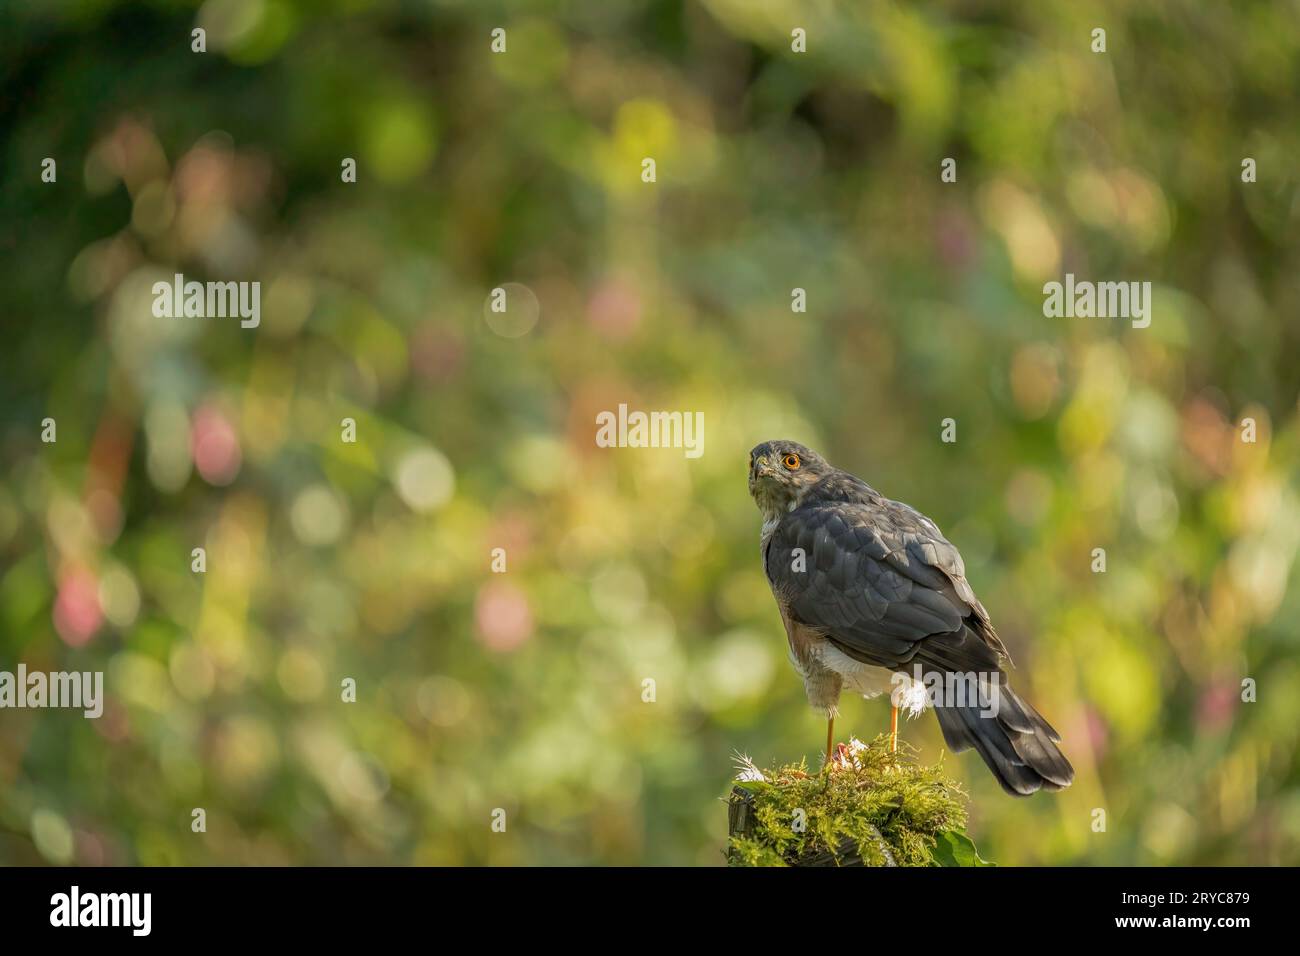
[763, 496, 1003, 673]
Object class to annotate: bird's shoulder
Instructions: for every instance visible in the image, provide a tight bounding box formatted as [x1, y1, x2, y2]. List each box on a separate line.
[776, 471, 957, 565]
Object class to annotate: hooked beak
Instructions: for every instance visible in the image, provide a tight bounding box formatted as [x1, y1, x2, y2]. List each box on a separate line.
[751, 455, 775, 480]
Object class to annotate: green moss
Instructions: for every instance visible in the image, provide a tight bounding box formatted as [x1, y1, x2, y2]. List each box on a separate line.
[727, 735, 990, 867]
[726, 836, 789, 868]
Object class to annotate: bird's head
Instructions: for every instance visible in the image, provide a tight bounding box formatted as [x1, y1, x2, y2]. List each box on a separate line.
[748, 440, 832, 519]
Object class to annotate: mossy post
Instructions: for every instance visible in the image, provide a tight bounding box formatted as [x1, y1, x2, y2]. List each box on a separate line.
[726, 736, 994, 867]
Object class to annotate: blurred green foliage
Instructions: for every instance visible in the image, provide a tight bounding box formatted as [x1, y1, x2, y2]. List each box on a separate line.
[1, 0, 1299, 866]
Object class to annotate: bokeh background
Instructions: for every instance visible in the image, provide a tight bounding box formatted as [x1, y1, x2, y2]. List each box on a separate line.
[2, 0, 1299, 866]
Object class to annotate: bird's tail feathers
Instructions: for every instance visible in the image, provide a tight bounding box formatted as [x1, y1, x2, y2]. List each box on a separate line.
[932, 675, 1074, 797]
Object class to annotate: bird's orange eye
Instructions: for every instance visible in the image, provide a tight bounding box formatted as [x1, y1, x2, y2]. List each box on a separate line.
[783, 454, 801, 470]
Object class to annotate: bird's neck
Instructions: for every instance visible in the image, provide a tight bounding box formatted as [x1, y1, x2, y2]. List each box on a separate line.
[757, 494, 798, 543]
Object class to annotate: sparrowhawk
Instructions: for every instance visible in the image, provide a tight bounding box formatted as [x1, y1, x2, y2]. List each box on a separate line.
[749, 440, 1074, 796]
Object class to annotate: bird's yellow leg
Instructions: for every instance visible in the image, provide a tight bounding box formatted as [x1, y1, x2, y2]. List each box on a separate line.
[890, 704, 899, 754]
[824, 714, 835, 768]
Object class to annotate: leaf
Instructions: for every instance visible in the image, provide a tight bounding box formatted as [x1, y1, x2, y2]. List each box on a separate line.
[930, 830, 995, 867]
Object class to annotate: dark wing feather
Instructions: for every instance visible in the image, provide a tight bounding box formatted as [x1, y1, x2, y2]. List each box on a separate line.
[765, 493, 997, 668]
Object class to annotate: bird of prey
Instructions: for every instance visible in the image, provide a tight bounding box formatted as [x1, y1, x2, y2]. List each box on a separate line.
[748, 440, 1074, 796]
